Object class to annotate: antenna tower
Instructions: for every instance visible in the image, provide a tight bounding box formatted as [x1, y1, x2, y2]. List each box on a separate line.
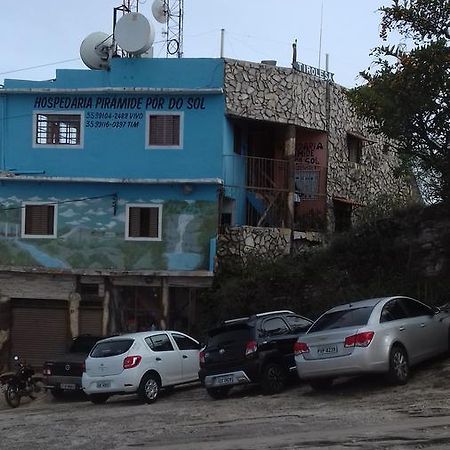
[163, 0, 184, 58]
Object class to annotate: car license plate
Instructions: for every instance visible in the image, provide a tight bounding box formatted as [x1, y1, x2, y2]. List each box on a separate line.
[60, 383, 76, 390]
[215, 375, 234, 386]
[317, 345, 338, 356]
[96, 381, 111, 389]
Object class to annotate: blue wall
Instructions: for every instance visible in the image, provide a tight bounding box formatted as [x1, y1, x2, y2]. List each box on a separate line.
[0, 181, 218, 271]
[1, 58, 225, 180]
[0, 58, 228, 272]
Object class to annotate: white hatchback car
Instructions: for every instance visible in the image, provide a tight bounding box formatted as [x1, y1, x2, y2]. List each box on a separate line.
[82, 330, 201, 404]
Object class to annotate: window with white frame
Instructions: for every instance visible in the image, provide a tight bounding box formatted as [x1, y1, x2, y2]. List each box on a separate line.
[126, 204, 162, 241]
[22, 203, 57, 238]
[34, 112, 83, 147]
[146, 113, 182, 148]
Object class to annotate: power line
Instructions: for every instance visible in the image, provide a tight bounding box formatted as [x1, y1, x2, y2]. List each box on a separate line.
[0, 58, 81, 77]
[0, 193, 117, 212]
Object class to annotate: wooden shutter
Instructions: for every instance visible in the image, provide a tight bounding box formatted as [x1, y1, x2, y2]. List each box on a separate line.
[25, 204, 54, 235]
[149, 115, 180, 146]
[128, 207, 159, 238]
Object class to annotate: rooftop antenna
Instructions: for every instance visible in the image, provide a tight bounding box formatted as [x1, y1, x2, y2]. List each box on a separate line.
[318, 0, 324, 69]
[152, 0, 184, 58]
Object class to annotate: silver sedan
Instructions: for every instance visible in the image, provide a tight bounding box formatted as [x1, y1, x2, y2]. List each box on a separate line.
[294, 296, 450, 390]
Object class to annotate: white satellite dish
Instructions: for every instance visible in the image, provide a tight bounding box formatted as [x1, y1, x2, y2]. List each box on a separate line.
[152, 0, 167, 24]
[115, 12, 155, 56]
[80, 32, 113, 70]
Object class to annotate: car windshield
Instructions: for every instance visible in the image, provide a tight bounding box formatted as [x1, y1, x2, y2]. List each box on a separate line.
[90, 339, 134, 358]
[207, 324, 252, 347]
[69, 336, 101, 353]
[308, 306, 375, 333]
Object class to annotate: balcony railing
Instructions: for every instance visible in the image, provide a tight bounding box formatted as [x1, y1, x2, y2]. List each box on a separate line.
[223, 154, 289, 192]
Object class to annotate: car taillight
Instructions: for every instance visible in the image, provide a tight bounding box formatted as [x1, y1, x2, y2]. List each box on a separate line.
[81, 361, 86, 373]
[245, 340, 257, 357]
[123, 355, 142, 369]
[199, 351, 205, 365]
[344, 331, 375, 348]
[294, 342, 310, 355]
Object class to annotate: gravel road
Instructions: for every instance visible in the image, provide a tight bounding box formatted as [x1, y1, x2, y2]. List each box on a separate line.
[1, 357, 450, 449]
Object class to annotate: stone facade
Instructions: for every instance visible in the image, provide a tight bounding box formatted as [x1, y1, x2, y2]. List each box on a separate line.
[224, 59, 419, 233]
[217, 227, 291, 266]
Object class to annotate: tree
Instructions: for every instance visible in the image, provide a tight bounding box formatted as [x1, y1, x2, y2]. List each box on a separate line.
[348, 0, 450, 203]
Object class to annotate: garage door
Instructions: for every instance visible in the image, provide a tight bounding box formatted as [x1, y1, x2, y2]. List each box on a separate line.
[79, 307, 103, 336]
[10, 299, 69, 370]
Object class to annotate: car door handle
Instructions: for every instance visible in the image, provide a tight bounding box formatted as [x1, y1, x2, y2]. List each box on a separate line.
[156, 357, 162, 361]
[399, 326, 405, 331]
[420, 323, 426, 327]
[182, 355, 188, 359]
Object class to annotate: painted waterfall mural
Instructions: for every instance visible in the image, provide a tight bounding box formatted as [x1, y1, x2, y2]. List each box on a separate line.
[0, 196, 217, 271]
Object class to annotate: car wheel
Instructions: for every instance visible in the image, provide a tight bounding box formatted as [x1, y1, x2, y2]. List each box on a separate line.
[138, 374, 160, 404]
[206, 386, 231, 400]
[310, 378, 334, 391]
[261, 363, 287, 395]
[388, 345, 409, 385]
[87, 393, 109, 404]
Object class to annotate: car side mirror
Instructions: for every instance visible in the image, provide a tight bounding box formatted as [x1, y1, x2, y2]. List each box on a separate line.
[432, 306, 441, 315]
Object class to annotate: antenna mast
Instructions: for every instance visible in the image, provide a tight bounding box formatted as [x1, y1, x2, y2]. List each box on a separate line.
[164, 0, 184, 58]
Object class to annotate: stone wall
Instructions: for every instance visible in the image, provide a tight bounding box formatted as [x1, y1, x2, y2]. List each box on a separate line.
[224, 59, 419, 231]
[217, 226, 291, 266]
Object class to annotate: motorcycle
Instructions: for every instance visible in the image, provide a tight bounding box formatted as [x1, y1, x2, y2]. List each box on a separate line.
[0, 355, 43, 408]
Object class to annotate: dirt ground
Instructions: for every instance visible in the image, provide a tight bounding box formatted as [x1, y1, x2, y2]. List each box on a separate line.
[1, 357, 450, 450]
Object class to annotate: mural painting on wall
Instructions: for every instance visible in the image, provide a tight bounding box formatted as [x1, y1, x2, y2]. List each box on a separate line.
[0, 197, 216, 271]
[295, 130, 328, 231]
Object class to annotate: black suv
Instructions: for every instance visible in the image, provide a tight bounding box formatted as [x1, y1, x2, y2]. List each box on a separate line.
[199, 310, 312, 399]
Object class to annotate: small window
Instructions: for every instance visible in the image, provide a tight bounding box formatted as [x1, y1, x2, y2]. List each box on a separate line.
[126, 204, 162, 241]
[261, 317, 289, 336]
[347, 134, 363, 163]
[172, 333, 200, 350]
[285, 315, 312, 333]
[207, 324, 253, 347]
[34, 112, 82, 147]
[22, 203, 57, 238]
[90, 339, 134, 358]
[147, 113, 182, 148]
[145, 334, 174, 352]
[380, 300, 408, 323]
[309, 306, 375, 333]
[400, 298, 433, 318]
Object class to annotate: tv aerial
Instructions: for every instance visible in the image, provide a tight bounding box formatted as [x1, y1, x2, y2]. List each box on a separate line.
[151, 0, 184, 58]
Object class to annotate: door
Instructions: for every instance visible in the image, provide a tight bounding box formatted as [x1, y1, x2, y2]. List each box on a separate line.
[170, 332, 200, 382]
[144, 333, 182, 385]
[400, 298, 445, 360]
[380, 299, 417, 363]
[10, 299, 68, 370]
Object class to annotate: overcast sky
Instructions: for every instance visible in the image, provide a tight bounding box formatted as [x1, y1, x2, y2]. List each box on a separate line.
[0, 0, 393, 88]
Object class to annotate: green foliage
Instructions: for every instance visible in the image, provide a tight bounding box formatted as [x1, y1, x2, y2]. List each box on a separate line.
[348, 0, 450, 203]
[198, 204, 450, 332]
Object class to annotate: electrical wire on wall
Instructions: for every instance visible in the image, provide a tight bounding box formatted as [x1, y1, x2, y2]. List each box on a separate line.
[0, 193, 119, 215]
